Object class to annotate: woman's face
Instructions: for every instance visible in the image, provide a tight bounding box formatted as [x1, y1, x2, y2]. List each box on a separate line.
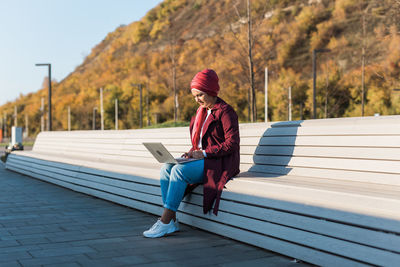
[191, 89, 215, 109]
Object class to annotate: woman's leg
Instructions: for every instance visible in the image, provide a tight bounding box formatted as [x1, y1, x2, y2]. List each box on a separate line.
[144, 160, 204, 238]
[161, 159, 204, 223]
[160, 163, 174, 206]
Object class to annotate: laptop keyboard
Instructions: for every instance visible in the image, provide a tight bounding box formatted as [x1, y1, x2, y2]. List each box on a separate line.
[175, 157, 196, 163]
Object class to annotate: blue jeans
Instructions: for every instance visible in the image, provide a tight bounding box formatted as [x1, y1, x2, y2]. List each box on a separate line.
[160, 159, 204, 212]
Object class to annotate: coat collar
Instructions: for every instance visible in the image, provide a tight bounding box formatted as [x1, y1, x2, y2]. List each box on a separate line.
[209, 97, 223, 111]
[201, 97, 224, 138]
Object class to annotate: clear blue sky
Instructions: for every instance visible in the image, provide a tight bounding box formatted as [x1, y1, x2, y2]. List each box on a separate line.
[0, 0, 162, 106]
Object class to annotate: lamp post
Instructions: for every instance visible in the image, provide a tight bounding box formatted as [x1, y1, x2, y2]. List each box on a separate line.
[115, 98, 118, 130]
[3, 112, 7, 139]
[14, 106, 17, 126]
[264, 67, 268, 123]
[99, 88, 104, 130]
[35, 63, 52, 130]
[99, 87, 118, 130]
[93, 107, 97, 130]
[67, 106, 71, 131]
[0, 116, 3, 142]
[131, 83, 143, 128]
[288, 86, 292, 121]
[312, 49, 331, 119]
[25, 114, 29, 137]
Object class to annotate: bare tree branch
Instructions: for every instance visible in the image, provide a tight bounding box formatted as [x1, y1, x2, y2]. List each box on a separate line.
[228, 22, 248, 52]
[233, 1, 242, 20]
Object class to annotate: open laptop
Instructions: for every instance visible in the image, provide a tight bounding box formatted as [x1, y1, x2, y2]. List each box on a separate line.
[143, 142, 200, 164]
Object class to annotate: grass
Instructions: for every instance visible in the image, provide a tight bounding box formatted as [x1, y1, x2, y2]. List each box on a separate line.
[22, 141, 35, 147]
[0, 142, 34, 147]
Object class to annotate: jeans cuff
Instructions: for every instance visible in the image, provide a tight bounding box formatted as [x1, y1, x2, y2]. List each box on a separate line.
[163, 203, 178, 212]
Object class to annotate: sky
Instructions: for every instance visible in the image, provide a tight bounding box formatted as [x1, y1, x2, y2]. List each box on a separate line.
[0, 0, 163, 106]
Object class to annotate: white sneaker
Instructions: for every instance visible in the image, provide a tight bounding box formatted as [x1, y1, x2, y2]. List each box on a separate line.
[174, 219, 180, 232]
[143, 219, 179, 238]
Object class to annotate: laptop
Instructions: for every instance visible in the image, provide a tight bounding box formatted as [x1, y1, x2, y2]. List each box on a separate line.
[143, 142, 200, 164]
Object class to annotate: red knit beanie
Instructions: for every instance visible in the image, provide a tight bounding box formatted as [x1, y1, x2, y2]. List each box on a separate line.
[190, 69, 220, 96]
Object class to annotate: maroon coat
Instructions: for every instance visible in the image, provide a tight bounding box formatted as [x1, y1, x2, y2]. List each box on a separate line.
[188, 97, 240, 215]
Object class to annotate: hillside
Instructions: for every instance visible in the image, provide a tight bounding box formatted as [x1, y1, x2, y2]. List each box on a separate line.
[1, 0, 400, 136]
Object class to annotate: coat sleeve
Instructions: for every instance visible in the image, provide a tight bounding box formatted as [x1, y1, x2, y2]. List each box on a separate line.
[204, 107, 239, 158]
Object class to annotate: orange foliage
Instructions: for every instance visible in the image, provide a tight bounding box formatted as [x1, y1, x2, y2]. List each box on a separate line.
[0, 0, 398, 137]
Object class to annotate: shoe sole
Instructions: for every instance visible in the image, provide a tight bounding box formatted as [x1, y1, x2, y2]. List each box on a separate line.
[143, 226, 179, 238]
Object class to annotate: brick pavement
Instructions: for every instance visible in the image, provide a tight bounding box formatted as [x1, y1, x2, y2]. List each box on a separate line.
[0, 163, 310, 266]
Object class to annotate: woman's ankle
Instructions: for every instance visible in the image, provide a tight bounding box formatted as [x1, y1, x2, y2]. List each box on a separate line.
[160, 208, 176, 224]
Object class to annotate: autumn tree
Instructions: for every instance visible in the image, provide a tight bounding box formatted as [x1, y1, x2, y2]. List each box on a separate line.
[226, 0, 275, 122]
[2, 0, 400, 133]
[167, 16, 185, 122]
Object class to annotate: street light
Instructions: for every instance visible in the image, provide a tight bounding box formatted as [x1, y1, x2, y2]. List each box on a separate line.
[115, 98, 118, 130]
[35, 63, 52, 131]
[131, 83, 143, 128]
[100, 88, 104, 130]
[2, 112, 6, 139]
[99, 87, 118, 130]
[312, 49, 331, 119]
[3, 112, 7, 138]
[67, 106, 71, 131]
[93, 107, 98, 130]
[264, 67, 268, 123]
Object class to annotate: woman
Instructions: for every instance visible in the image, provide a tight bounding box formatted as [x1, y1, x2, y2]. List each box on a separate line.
[143, 69, 240, 238]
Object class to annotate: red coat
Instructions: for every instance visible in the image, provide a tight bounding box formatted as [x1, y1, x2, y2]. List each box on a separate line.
[187, 97, 240, 215]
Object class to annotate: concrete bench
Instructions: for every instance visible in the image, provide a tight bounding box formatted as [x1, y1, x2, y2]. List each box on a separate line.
[5, 115, 400, 266]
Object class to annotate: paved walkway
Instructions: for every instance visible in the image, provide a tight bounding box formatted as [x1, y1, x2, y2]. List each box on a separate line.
[0, 164, 309, 267]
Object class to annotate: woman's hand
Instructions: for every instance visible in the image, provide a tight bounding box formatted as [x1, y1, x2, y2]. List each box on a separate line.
[192, 150, 205, 159]
[181, 151, 194, 158]
[181, 150, 204, 159]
